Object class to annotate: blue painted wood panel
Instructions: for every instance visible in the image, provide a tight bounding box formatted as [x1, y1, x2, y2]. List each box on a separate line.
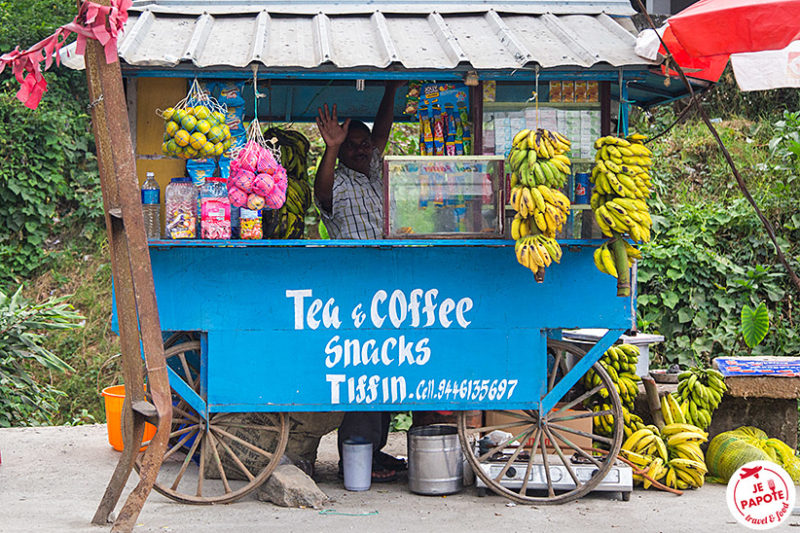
[135, 241, 631, 412]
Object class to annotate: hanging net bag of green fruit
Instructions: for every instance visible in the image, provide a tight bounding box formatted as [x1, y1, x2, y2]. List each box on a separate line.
[157, 79, 233, 161]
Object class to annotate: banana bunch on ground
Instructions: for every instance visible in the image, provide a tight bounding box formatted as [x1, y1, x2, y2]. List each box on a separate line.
[507, 128, 572, 189]
[661, 422, 709, 490]
[672, 367, 727, 430]
[509, 184, 570, 239]
[580, 344, 641, 411]
[621, 420, 708, 489]
[263, 127, 311, 182]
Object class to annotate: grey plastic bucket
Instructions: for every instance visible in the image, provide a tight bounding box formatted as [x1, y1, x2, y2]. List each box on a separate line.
[407, 425, 463, 495]
[342, 438, 372, 491]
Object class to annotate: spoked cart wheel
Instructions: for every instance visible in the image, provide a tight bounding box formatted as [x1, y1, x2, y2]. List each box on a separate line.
[134, 334, 289, 504]
[458, 339, 624, 504]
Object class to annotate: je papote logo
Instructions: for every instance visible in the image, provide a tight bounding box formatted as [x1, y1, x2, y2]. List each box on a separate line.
[727, 460, 795, 530]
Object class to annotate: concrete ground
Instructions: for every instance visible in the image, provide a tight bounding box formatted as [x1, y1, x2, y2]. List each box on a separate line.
[0, 424, 797, 532]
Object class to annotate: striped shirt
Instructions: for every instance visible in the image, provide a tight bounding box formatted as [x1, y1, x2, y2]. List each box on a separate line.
[318, 148, 384, 239]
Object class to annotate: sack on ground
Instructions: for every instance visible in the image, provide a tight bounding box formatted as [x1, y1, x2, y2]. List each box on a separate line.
[706, 426, 800, 484]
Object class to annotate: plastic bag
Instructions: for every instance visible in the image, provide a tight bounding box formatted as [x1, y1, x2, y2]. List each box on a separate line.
[706, 426, 800, 484]
[157, 79, 233, 161]
[186, 158, 217, 187]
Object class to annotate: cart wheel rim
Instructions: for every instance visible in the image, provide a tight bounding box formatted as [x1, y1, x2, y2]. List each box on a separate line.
[459, 339, 624, 504]
[133, 337, 290, 504]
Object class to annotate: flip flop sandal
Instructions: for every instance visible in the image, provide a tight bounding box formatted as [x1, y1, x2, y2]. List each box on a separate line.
[371, 465, 398, 483]
[374, 451, 407, 471]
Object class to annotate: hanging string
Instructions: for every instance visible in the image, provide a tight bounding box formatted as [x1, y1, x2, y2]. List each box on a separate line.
[526, 65, 541, 128]
[247, 65, 280, 160]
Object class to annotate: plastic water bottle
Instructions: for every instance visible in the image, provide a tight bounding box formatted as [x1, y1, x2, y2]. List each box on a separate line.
[141, 172, 161, 239]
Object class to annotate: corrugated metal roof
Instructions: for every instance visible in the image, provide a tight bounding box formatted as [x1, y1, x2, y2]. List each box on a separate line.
[130, 1, 637, 16]
[107, 2, 650, 71]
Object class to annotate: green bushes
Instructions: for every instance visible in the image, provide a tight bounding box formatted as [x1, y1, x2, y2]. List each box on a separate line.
[0, 75, 101, 287]
[636, 110, 800, 367]
[0, 285, 83, 426]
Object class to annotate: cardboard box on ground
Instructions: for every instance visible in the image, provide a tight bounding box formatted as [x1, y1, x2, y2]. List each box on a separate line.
[484, 404, 593, 452]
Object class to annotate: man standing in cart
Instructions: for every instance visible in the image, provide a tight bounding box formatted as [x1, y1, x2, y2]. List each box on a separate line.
[315, 81, 407, 481]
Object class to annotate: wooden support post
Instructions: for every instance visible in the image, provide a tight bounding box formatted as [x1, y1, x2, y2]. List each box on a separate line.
[81, 1, 172, 531]
[642, 376, 665, 430]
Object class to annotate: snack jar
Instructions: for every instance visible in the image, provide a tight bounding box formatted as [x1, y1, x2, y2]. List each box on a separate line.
[200, 177, 231, 239]
[165, 177, 198, 239]
[239, 208, 263, 240]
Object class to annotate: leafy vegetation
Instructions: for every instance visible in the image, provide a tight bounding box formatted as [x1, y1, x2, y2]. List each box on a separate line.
[741, 302, 770, 349]
[634, 105, 800, 368]
[0, 285, 83, 426]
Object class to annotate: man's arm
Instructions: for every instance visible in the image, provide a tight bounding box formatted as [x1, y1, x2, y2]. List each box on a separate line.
[370, 81, 403, 154]
[315, 104, 350, 213]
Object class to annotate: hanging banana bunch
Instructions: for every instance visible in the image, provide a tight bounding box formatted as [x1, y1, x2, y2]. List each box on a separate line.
[261, 127, 313, 239]
[590, 133, 653, 296]
[507, 128, 572, 281]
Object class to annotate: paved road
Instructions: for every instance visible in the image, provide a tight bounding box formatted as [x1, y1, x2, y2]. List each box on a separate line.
[0, 425, 796, 532]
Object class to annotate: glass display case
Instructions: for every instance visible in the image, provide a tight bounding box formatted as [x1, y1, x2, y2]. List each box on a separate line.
[383, 156, 505, 238]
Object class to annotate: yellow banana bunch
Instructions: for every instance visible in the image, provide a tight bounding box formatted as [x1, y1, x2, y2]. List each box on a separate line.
[621, 419, 709, 490]
[510, 181, 569, 278]
[590, 132, 654, 278]
[507, 128, 572, 189]
[592, 240, 620, 278]
[514, 234, 551, 272]
[622, 427, 669, 463]
[592, 194, 652, 242]
[662, 421, 709, 490]
[672, 367, 727, 430]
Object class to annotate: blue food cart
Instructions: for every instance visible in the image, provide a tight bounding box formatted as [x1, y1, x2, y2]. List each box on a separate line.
[83, 0, 701, 522]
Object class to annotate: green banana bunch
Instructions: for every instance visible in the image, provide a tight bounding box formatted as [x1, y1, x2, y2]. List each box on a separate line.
[590, 133, 653, 279]
[285, 178, 312, 217]
[581, 344, 641, 412]
[672, 367, 727, 430]
[262, 203, 305, 239]
[507, 128, 572, 189]
[263, 127, 310, 182]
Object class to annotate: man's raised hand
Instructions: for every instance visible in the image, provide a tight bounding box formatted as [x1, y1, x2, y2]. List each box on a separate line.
[316, 104, 350, 148]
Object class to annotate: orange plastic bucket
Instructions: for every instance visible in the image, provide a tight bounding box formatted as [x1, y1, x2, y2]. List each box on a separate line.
[101, 384, 157, 452]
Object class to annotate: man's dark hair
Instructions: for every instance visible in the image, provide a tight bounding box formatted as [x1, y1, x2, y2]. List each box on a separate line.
[348, 119, 371, 135]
